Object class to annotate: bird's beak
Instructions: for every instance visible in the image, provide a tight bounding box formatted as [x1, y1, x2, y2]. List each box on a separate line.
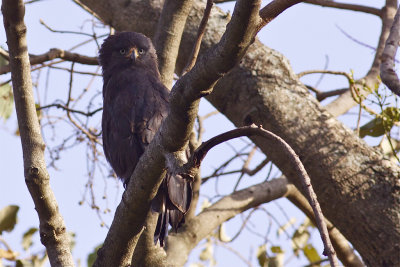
[130, 48, 138, 61]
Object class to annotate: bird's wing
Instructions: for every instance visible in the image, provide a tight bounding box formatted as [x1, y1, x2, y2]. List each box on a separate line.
[102, 71, 168, 182]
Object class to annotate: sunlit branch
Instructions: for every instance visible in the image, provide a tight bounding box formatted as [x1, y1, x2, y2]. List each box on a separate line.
[2, 0, 75, 265]
[183, 0, 214, 74]
[380, 6, 400, 96]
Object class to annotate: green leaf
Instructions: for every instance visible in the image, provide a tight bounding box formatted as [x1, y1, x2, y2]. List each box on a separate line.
[270, 246, 284, 254]
[303, 244, 321, 263]
[257, 245, 268, 267]
[0, 83, 14, 122]
[22, 227, 38, 251]
[0, 205, 19, 234]
[359, 107, 400, 138]
[359, 117, 386, 138]
[87, 244, 102, 267]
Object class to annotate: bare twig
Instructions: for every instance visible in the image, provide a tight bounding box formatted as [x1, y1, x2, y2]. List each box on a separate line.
[308, 86, 348, 102]
[380, 6, 400, 96]
[182, 0, 214, 74]
[39, 18, 95, 37]
[214, 239, 253, 267]
[37, 103, 102, 117]
[304, 0, 381, 17]
[336, 25, 377, 51]
[2, 0, 74, 265]
[48, 65, 101, 76]
[299, 69, 378, 116]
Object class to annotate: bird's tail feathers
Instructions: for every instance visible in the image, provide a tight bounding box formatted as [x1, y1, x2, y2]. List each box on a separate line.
[152, 173, 192, 247]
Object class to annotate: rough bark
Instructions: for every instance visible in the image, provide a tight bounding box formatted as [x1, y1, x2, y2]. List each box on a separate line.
[2, 0, 74, 266]
[74, 0, 400, 266]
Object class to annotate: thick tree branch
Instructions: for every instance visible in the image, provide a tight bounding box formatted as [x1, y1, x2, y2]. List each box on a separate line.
[153, 0, 194, 87]
[1, 0, 74, 266]
[380, 6, 400, 96]
[286, 184, 365, 267]
[182, 0, 214, 74]
[0, 48, 98, 75]
[93, 1, 262, 266]
[161, 0, 261, 153]
[166, 177, 292, 266]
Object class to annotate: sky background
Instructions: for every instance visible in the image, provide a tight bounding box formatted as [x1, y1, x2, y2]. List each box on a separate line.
[0, 0, 388, 266]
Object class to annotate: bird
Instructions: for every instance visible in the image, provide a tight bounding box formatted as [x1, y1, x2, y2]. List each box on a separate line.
[99, 31, 192, 246]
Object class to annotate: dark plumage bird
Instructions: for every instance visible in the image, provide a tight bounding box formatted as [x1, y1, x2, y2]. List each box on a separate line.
[99, 32, 192, 246]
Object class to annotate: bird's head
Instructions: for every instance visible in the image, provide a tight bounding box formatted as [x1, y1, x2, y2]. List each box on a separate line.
[99, 32, 160, 79]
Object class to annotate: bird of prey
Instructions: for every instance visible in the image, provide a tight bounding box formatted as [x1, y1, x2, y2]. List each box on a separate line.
[99, 32, 192, 246]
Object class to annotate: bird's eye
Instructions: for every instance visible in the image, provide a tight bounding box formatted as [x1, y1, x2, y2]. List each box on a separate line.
[138, 48, 145, 54]
[119, 48, 126, 55]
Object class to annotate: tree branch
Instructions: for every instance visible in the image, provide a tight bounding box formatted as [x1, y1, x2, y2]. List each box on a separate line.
[166, 177, 292, 266]
[380, 6, 400, 96]
[0, 48, 98, 75]
[182, 0, 214, 74]
[1, 0, 74, 266]
[153, 0, 194, 87]
[37, 103, 102, 117]
[304, 0, 381, 17]
[258, 0, 304, 30]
